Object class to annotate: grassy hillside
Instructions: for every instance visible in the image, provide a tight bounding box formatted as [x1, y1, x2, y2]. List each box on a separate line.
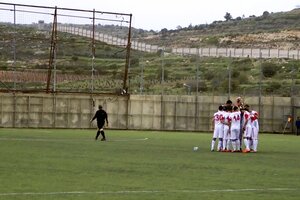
[72, 9, 300, 50]
[1, 8, 300, 96]
[136, 8, 300, 49]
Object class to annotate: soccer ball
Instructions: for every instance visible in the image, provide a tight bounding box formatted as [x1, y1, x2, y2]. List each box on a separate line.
[193, 146, 199, 151]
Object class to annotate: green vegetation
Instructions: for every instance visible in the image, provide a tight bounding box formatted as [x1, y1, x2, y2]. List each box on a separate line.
[0, 129, 299, 200]
[136, 8, 300, 49]
[1, 8, 300, 95]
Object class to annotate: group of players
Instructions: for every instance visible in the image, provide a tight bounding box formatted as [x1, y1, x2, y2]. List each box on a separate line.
[211, 97, 259, 153]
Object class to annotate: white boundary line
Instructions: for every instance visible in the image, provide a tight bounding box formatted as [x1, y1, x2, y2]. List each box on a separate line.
[109, 137, 149, 142]
[0, 188, 298, 196]
[0, 137, 149, 142]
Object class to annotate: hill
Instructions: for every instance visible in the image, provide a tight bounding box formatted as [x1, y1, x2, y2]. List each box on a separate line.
[0, 9, 300, 96]
[132, 8, 300, 50]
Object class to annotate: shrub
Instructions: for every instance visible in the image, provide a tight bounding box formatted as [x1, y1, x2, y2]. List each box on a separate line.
[130, 57, 139, 67]
[104, 46, 111, 51]
[265, 81, 281, 93]
[203, 70, 215, 81]
[71, 56, 78, 62]
[237, 72, 249, 84]
[261, 62, 279, 77]
[189, 56, 198, 63]
[204, 36, 219, 46]
[232, 70, 240, 78]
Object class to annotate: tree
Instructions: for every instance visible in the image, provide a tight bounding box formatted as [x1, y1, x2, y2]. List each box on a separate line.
[262, 11, 270, 18]
[235, 16, 242, 21]
[262, 63, 279, 77]
[160, 28, 168, 39]
[224, 12, 232, 21]
[160, 28, 168, 34]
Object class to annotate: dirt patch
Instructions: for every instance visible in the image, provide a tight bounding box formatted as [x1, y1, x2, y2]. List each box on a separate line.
[219, 30, 300, 49]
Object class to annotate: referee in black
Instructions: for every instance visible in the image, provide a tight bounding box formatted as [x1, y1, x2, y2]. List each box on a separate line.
[90, 105, 109, 141]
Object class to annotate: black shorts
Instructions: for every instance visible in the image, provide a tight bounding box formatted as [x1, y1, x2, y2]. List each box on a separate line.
[97, 122, 105, 129]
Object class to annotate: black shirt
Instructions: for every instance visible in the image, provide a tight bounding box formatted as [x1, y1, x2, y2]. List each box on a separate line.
[92, 109, 108, 123]
[296, 119, 300, 128]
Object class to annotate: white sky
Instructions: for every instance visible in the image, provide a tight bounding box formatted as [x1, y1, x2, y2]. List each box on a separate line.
[1, 0, 300, 31]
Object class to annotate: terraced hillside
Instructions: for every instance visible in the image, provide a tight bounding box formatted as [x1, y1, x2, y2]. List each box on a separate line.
[136, 8, 300, 50]
[1, 8, 300, 96]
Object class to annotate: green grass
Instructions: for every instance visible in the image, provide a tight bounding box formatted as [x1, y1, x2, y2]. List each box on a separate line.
[0, 129, 299, 200]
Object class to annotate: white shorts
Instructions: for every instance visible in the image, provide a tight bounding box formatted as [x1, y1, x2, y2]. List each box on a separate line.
[213, 125, 224, 139]
[244, 125, 253, 138]
[223, 125, 230, 140]
[230, 127, 240, 140]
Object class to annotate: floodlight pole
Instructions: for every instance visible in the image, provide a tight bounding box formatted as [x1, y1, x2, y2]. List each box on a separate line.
[228, 50, 232, 100]
[259, 52, 262, 129]
[46, 7, 58, 93]
[53, 42, 57, 92]
[291, 55, 295, 97]
[140, 56, 144, 94]
[91, 9, 96, 94]
[196, 48, 200, 96]
[123, 14, 132, 93]
[160, 48, 165, 95]
[195, 49, 200, 131]
[13, 4, 16, 91]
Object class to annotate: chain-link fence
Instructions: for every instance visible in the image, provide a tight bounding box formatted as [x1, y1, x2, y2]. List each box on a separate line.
[126, 53, 300, 98]
[0, 2, 132, 94]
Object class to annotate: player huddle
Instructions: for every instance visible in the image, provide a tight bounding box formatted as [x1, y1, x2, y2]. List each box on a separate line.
[211, 97, 259, 153]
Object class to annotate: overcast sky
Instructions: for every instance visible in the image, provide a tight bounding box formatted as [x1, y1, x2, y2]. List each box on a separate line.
[1, 0, 300, 30]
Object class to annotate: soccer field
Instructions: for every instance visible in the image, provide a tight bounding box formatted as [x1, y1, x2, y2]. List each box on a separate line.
[0, 129, 299, 200]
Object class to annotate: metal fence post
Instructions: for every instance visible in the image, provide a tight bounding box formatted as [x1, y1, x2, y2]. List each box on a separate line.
[259, 52, 262, 130]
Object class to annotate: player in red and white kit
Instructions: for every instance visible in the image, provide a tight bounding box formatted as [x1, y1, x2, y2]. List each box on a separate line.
[222, 106, 231, 152]
[236, 97, 244, 150]
[229, 106, 241, 152]
[242, 104, 252, 152]
[251, 110, 259, 152]
[211, 105, 225, 151]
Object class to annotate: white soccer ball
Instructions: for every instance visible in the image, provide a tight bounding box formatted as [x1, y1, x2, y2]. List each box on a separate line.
[193, 146, 199, 151]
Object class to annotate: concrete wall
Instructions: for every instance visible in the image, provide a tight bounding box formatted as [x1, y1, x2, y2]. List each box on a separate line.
[1, 93, 299, 133]
[0, 93, 129, 129]
[57, 25, 300, 59]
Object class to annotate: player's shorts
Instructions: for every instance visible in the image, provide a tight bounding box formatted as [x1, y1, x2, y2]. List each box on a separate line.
[213, 124, 224, 139]
[223, 125, 230, 140]
[244, 125, 253, 138]
[97, 121, 105, 129]
[230, 127, 240, 140]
